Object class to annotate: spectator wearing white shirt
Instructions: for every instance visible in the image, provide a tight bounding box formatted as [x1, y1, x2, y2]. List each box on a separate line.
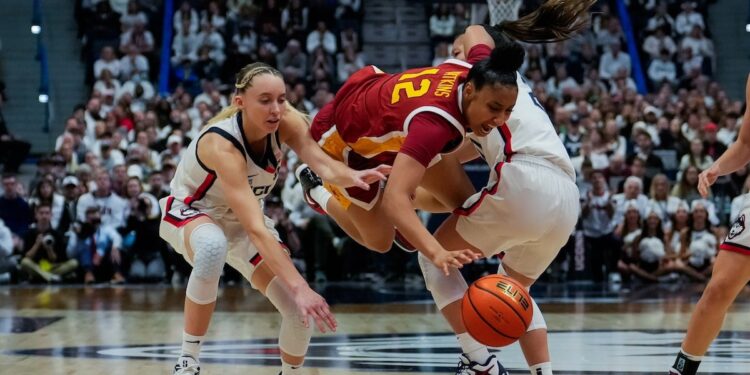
[675, 1, 705, 37]
[717, 111, 740, 146]
[93, 69, 122, 101]
[119, 44, 149, 81]
[646, 2, 674, 34]
[119, 20, 154, 55]
[201, 1, 226, 33]
[642, 26, 677, 60]
[195, 21, 225, 65]
[93, 46, 121, 80]
[336, 46, 365, 83]
[679, 46, 703, 77]
[171, 19, 200, 66]
[612, 176, 651, 228]
[232, 24, 257, 56]
[599, 41, 631, 80]
[680, 25, 714, 63]
[648, 49, 677, 87]
[306, 21, 337, 55]
[173, 1, 199, 35]
[76, 170, 128, 231]
[120, 0, 148, 32]
[277, 39, 308, 80]
[546, 65, 579, 100]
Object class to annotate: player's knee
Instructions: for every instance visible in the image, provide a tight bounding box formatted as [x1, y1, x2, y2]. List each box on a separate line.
[700, 277, 737, 308]
[265, 277, 313, 357]
[527, 298, 547, 332]
[418, 252, 468, 310]
[185, 224, 228, 304]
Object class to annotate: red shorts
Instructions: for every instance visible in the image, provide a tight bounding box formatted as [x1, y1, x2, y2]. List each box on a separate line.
[310, 101, 383, 210]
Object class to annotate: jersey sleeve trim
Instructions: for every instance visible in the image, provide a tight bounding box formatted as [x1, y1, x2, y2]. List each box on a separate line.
[441, 58, 473, 69]
[403, 106, 466, 151]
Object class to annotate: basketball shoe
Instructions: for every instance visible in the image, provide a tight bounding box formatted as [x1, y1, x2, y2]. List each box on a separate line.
[455, 353, 508, 375]
[173, 355, 200, 374]
[295, 164, 326, 214]
[394, 229, 417, 252]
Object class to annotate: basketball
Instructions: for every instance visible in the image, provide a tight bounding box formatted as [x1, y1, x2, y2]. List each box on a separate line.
[461, 274, 534, 347]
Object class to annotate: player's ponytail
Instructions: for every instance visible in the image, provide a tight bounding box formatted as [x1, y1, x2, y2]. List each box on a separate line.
[205, 63, 283, 127]
[492, 0, 596, 44]
[466, 39, 524, 91]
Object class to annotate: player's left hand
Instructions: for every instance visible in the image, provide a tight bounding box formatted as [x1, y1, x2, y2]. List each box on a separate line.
[698, 165, 719, 197]
[337, 164, 392, 190]
[430, 248, 482, 276]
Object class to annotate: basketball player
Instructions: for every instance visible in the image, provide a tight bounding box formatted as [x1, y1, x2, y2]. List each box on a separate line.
[668, 74, 750, 375]
[296, 23, 515, 273]
[161, 63, 389, 375]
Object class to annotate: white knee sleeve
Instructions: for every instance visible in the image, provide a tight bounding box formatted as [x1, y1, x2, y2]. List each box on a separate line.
[266, 277, 313, 357]
[527, 297, 547, 332]
[186, 224, 228, 304]
[418, 252, 468, 310]
[498, 262, 547, 332]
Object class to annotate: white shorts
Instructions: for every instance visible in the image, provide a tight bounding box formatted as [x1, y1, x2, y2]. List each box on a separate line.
[159, 196, 284, 286]
[455, 155, 580, 279]
[721, 194, 750, 257]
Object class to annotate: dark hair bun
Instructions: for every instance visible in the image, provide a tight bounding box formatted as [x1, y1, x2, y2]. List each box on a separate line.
[487, 41, 525, 73]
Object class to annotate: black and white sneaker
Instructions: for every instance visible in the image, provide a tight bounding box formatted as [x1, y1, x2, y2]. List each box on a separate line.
[174, 355, 200, 374]
[455, 353, 507, 375]
[295, 164, 326, 215]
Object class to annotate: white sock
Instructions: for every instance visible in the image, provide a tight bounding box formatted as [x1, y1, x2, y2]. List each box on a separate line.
[457, 332, 491, 363]
[309, 185, 332, 212]
[181, 331, 204, 359]
[281, 358, 303, 374]
[530, 361, 553, 375]
[680, 348, 704, 362]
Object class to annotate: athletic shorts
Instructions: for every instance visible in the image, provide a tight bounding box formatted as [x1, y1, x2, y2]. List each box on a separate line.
[721, 195, 750, 257]
[159, 196, 285, 286]
[454, 154, 580, 280]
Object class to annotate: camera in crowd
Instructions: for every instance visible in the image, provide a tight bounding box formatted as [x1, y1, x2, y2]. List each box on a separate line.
[42, 234, 55, 247]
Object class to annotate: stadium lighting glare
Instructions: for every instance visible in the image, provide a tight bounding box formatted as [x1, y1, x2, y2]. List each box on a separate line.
[746, 23, 750, 32]
[38, 93, 48, 103]
[31, 24, 41, 34]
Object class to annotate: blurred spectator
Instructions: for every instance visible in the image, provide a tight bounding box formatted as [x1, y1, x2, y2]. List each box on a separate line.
[339, 26, 360, 53]
[672, 165, 704, 203]
[0, 86, 31, 174]
[119, 44, 150, 81]
[599, 41, 631, 80]
[93, 69, 122, 100]
[628, 206, 673, 282]
[675, 199, 716, 281]
[68, 206, 125, 284]
[643, 26, 677, 60]
[429, 4, 455, 44]
[120, 0, 148, 32]
[94, 46, 121, 81]
[717, 111, 739, 146]
[648, 48, 677, 88]
[0, 218, 16, 282]
[171, 19, 200, 66]
[336, 46, 365, 83]
[612, 176, 651, 226]
[20, 204, 77, 283]
[614, 200, 642, 282]
[649, 174, 683, 229]
[201, 1, 227, 32]
[681, 25, 714, 60]
[120, 21, 154, 56]
[58, 176, 81, 234]
[173, 1, 199, 35]
[196, 21, 226, 66]
[0, 174, 32, 238]
[581, 171, 618, 282]
[679, 138, 714, 171]
[281, 0, 309, 42]
[27, 179, 64, 230]
[277, 39, 308, 81]
[646, 2, 675, 34]
[76, 170, 128, 231]
[122, 177, 164, 281]
[675, 1, 705, 37]
[160, 135, 185, 165]
[306, 21, 337, 55]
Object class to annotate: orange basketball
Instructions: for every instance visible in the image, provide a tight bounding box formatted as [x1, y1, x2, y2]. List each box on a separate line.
[461, 274, 534, 347]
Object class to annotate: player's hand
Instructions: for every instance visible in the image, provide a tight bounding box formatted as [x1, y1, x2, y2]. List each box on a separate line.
[335, 164, 391, 190]
[429, 248, 482, 276]
[292, 286, 338, 333]
[698, 165, 719, 197]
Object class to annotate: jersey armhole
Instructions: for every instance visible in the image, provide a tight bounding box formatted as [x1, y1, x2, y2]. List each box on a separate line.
[196, 128, 246, 173]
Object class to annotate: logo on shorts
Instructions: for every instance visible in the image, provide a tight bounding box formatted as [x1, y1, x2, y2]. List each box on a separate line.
[179, 207, 201, 217]
[728, 214, 745, 240]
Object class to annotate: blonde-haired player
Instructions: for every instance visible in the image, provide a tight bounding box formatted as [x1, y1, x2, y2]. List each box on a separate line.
[161, 63, 388, 375]
[668, 74, 750, 375]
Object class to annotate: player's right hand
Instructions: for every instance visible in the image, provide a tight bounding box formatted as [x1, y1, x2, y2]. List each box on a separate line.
[430, 248, 482, 276]
[698, 165, 719, 197]
[293, 286, 337, 333]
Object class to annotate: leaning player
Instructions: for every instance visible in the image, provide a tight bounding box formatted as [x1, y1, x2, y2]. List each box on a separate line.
[162, 63, 388, 375]
[668, 73, 750, 375]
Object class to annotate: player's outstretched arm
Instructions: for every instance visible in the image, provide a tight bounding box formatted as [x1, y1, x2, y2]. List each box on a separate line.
[280, 107, 390, 189]
[698, 73, 750, 197]
[199, 133, 337, 333]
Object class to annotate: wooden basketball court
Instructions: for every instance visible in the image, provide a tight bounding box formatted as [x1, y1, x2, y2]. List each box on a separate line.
[2, 282, 749, 374]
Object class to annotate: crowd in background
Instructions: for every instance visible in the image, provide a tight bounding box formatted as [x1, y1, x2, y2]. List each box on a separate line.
[0, 0, 743, 287]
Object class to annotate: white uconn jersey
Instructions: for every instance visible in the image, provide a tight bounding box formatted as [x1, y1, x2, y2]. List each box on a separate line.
[169, 112, 282, 220]
[467, 72, 575, 182]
